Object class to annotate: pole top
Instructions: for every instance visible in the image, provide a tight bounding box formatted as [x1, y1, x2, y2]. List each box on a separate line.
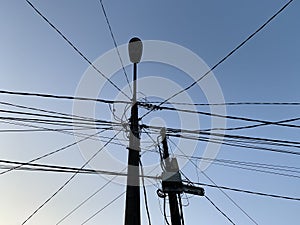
[128, 37, 143, 63]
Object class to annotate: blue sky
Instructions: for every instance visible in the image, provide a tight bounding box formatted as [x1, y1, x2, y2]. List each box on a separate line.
[0, 1, 299, 224]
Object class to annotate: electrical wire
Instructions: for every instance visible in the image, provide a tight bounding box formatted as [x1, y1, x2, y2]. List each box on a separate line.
[0, 128, 109, 176]
[80, 191, 125, 225]
[177, 155, 300, 175]
[169, 139, 258, 225]
[205, 195, 235, 225]
[99, 0, 132, 93]
[145, 124, 300, 147]
[0, 90, 130, 104]
[168, 133, 300, 156]
[206, 161, 300, 179]
[203, 170, 258, 225]
[145, 124, 300, 149]
[0, 127, 88, 133]
[142, 101, 300, 106]
[139, 102, 300, 129]
[185, 181, 300, 201]
[139, 0, 295, 120]
[0, 159, 159, 179]
[21, 131, 120, 225]
[163, 197, 171, 225]
[202, 117, 300, 132]
[178, 194, 185, 225]
[24, 0, 131, 100]
[79, 161, 159, 225]
[140, 160, 152, 225]
[0, 118, 118, 143]
[1, 119, 118, 133]
[0, 109, 120, 126]
[0, 111, 123, 130]
[56, 167, 127, 224]
[0, 100, 99, 123]
[143, 125, 300, 157]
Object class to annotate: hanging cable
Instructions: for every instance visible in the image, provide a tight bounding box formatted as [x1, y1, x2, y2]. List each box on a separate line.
[163, 197, 171, 225]
[139, 0, 295, 120]
[142, 101, 300, 106]
[168, 139, 258, 225]
[176, 155, 300, 176]
[140, 159, 152, 225]
[24, 0, 130, 100]
[0, 90, 130, 104]
[21, 131, 120, 225]
[99, 0, 132, 93]
[0, 128, 109, 176]
[178, 194, 185, 225]
[56, 167, 127, 224]
[139, 102, 300, 129]
[205, 195, 235, 225]
[185, 181, 300, 201]
[80, 191, 125, 225]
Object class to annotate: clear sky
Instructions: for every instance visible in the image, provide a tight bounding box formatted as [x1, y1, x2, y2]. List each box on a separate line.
[0, 0, 299, 225]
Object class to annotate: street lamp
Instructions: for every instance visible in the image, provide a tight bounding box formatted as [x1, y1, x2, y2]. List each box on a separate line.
[124, 37, 143, 225]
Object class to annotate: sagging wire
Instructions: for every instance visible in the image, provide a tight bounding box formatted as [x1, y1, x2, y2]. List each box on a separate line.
[178, 194, 185, 225]
[140, 159, 152, 225]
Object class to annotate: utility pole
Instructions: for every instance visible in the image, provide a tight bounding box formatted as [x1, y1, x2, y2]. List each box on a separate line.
[124, 37, 143, 225]
[161, 128, 182, 225]
[160, 128, 205, 225]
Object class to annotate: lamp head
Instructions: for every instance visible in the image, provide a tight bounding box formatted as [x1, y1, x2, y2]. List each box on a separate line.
[128, 37, 143, 63]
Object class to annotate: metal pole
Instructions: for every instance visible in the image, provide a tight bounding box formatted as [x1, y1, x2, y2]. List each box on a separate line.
[125, 38, 142, 225]
[161, 128, 182, 225]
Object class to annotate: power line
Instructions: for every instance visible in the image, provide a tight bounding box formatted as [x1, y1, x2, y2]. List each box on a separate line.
[21, 131, 120, 225]
[0, 101, 126, 130]
[79, 164, 160, 225]
[139, 0, 295, 120]
[0, 129, 108, 176]
[0, 118, 118, 144]
[24, 0, 130, 100]
[178, 193, 185, 225]
[80, 191, 125, 225]
[99, 0, 132, 93]
[142, 101, 300, 106]
[183, 168, 258, 225]
[142, 126, 300, 157]
[176, 155, 300, 175]
[0, 100, 101, 124]
[205, 195, 235, 225]
[0, 159, 159, 179]
[139, 103, 300, 129]
[164, 125, 300, 148]
[144, 124, 300, 149]
[0, 127, 88, 133]
[163, 197, 171, 225]
[0, 117, 153, 150]
[171, 138, 258, 225]
[140, 160, 152, 225]
[206, 161, 300, 179]
[0, 116, 112, 131]
[185, 181, 300, 201]
[202, 117, 300, 132]
[0, 89, 130, 104]
[203, 172, 258, 225]
[168, 133, 300, 156]
[147, 128, 300, 159]
[0, 108, 123, 128]
[56, 167, 127, 224]
[0, 109, 110, 125]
